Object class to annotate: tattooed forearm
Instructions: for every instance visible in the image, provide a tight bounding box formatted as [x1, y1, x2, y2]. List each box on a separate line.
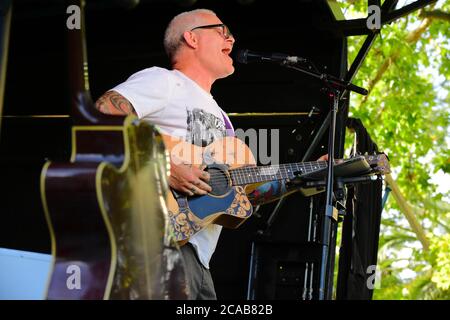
[247, 180, 285, 206]
[247, 180, 297, 206]
[95, 90, 136, 115]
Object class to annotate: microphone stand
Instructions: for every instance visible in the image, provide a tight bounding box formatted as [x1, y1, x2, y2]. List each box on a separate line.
[280, 60, 367, 299]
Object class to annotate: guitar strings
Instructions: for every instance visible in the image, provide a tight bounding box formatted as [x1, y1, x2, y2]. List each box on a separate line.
[203, 161, 329, 182]
[170, 161, 331, 190]
[204, 160, 329, 177]
[204, 166, 329, 183]
[201, 162, 330, 188]
[174, 156, 380, 190]
[204, 156, 378, 187]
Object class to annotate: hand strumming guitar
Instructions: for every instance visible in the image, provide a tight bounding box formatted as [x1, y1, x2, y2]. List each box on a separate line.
[169, 158, 212, 196]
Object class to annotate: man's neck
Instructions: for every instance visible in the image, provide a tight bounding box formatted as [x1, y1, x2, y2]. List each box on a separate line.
[173, 63, 215, 94]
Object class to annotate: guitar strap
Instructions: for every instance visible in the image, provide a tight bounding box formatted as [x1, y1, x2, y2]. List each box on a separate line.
[221, 111, 235, 136]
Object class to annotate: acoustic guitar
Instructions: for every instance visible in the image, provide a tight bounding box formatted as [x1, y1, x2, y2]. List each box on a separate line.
[40, 0, 188, 299]
[162, 135, 390, 245]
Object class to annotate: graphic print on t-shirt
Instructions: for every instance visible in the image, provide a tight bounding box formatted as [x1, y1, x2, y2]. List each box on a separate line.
[186, 108, 226, 147]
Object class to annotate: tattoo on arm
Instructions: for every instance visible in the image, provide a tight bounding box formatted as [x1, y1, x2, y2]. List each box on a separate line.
[95, 91, 136, 115]
[247, 180, 298, 206]
[247, 181, 284, 206]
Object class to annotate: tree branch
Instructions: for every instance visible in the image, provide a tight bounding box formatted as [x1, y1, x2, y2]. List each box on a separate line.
[360, 17, 433, 108]
[382, 219, 417, 234]
[385, 173, 431, 251]
[420, 10, 450, 22]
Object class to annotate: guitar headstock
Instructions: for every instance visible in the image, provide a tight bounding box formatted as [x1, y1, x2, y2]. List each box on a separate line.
[363, 152, 391, 175]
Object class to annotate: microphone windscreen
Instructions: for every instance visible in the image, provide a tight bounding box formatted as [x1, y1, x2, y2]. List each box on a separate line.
[233, 49, 248, 64]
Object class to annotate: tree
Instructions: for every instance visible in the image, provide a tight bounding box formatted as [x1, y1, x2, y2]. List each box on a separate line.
[337, 0, 450, 299]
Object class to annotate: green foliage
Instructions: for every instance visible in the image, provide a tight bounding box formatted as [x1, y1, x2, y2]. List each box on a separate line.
[429, 233, 450, 291]
[337, 0, 450, 299]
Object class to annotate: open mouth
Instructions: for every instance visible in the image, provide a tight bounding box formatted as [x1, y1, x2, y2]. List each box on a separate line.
[222, 48, 232, 56]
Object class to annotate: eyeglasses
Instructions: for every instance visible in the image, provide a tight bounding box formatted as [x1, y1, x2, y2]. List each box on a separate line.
[190, 24, 233, 39]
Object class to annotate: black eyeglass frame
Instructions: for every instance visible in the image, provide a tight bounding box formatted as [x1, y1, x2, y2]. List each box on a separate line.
[190, 24, 233, 39]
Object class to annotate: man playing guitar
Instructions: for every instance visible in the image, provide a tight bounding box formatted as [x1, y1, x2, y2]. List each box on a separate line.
[95, 8, 326, 300]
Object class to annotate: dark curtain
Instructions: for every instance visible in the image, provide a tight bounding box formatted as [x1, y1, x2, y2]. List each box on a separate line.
[336, 117, 383, 300]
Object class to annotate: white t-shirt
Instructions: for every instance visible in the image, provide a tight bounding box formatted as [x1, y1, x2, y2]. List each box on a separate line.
[112, 67, 234, 269]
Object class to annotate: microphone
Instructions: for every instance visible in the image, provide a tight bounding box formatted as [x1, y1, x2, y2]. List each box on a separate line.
[234, 49, 307, 65]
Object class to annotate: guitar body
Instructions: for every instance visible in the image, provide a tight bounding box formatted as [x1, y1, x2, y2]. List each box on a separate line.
[163, 135, 256, 244]
[42, 161, 115, 299]
[41, 93, 189, 299]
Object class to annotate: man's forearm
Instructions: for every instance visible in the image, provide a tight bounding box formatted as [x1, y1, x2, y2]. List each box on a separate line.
[95, 90, 136, 115]
[247, 180, 297, 206]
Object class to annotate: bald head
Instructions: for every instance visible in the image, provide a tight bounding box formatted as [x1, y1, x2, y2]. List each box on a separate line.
[164, 9, 217, 63]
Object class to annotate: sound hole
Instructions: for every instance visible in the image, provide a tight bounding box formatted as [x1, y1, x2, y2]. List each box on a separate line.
[207, 167, 230, 196]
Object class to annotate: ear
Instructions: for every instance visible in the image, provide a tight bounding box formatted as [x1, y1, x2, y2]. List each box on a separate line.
[182, 30, 198, 49]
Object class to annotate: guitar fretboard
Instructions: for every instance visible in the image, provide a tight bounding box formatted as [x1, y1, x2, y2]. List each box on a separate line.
[229, 161, 334, 186]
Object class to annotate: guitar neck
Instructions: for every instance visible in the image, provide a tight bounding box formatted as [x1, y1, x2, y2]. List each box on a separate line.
[229, 161, 337, 186]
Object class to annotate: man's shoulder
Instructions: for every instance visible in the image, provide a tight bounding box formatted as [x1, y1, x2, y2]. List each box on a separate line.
[128, 66, 171, 78]
[125, 66, 185, 87]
